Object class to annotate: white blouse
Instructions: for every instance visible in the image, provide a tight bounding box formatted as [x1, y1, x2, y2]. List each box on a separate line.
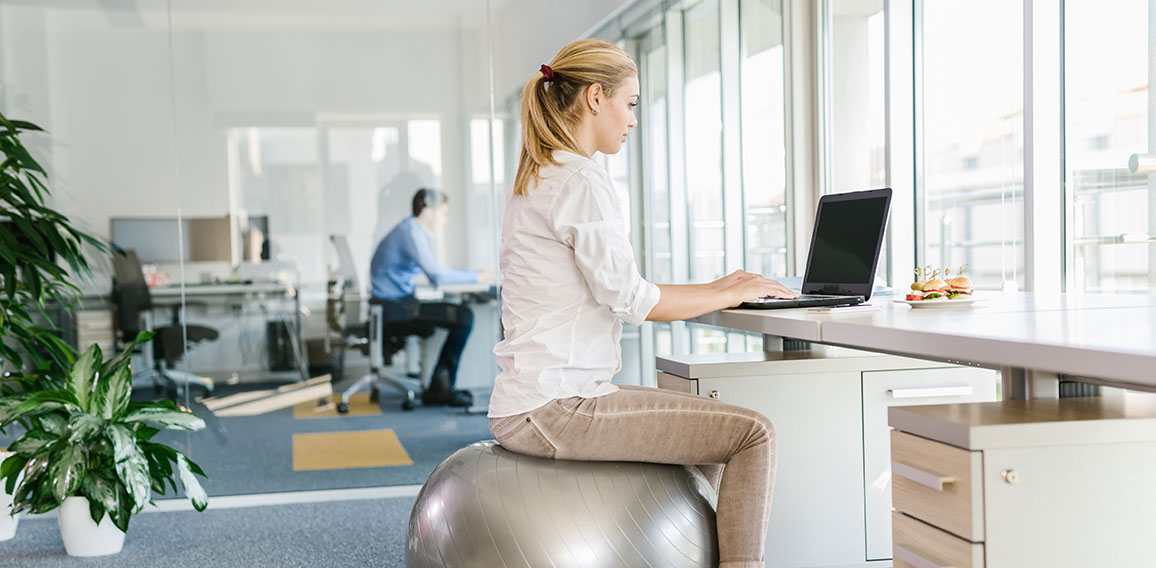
[489, 151, 661, 418]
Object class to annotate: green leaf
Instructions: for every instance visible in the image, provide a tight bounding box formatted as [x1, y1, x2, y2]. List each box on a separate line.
[1, 454, 28, 494]
[8, 429, 59, 456]
[91, 364, 131, 420]
[37, 412, 68, 437]
[81, 469, 119, 525]
[177, 453, 208, 512]
[111, 484, 132, 533]
[49, 445, 87, 503]
[102, 331, 153, 377]
[123, 407, 205, 431]
[67, 413, 104, 444]
[87, 497, 106, 526]
[11, 390, 77, 415]
[66, 344, 101, 412]
[106, 425, 150, 513]
[134, 425, 160, 442]
[0, 396, 29, 426]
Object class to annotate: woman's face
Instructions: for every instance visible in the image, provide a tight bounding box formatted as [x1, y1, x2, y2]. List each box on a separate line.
[591, 75, 640, 155]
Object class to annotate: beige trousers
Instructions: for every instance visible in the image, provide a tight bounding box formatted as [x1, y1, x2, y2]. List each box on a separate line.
[490, 384, 777, 568]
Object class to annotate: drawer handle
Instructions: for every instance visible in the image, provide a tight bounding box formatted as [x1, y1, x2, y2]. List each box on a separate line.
[892, 460, 956, 491]
[889, 385, 973, 399]
[894, 544, 953, 568]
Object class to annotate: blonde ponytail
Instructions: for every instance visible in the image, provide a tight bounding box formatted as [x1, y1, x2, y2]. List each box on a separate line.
[512, 39, 637, 197]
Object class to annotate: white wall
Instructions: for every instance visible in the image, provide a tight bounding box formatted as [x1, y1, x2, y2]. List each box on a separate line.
[491, 0, 633, 100]
[0, 5, 492, 274]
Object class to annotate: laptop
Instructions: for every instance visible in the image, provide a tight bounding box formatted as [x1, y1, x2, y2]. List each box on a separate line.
[740, 187, 892, 309]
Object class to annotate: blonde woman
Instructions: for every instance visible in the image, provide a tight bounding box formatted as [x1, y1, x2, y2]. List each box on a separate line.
[489, 39, 796, 568]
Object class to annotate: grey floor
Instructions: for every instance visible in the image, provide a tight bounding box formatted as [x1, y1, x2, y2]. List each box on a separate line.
[0, 497, 415, 568]
[0, 367, 494, 498]
[156, 385, 493, 496]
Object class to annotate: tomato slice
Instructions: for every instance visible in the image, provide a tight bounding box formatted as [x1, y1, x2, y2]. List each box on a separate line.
[905, 294, 923, 301]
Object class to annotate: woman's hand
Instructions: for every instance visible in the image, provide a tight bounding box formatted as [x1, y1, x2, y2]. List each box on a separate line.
[710, 269, 752, 290]
[724, 274, 797, 307]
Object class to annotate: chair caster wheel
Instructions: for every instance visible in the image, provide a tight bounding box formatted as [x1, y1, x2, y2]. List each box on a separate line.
[402, 400, 416, 411]
[369, 388, 380, 403]
[336, 402, 350, 414]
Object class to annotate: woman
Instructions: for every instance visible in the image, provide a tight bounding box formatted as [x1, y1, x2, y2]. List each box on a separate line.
[490, 38, 797, 568]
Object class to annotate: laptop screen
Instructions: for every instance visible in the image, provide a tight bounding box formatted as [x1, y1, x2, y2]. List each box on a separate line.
[801, 188, 891, 298]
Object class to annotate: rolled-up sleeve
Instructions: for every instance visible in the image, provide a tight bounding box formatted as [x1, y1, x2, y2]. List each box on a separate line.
[551, 168, 661, 326]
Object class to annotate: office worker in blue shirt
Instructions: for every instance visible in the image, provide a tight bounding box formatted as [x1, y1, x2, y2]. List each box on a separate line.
[370, 188, 494, 407]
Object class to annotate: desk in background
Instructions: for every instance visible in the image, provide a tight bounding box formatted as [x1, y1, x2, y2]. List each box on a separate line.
[140, 281, 305, 382]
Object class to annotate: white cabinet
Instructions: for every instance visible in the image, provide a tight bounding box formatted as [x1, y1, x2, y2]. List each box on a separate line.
[697, 370, 866, 567]
[657, 348, 998, 568]
[890, 398, 1156, 567]
[861, 367, 997, 560]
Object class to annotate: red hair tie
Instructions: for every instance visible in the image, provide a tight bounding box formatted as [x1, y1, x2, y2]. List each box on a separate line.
[540, 64, 555, 82]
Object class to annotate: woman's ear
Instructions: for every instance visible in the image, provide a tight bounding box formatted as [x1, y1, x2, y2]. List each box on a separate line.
[585, 83, 603, 113]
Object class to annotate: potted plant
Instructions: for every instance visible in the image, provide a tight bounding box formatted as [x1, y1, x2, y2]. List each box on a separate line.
[0, 334, 209, 556]
[0, 112, 118, 539]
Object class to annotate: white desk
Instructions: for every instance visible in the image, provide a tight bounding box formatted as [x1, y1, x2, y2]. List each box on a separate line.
[151, 281, 306, 381]
[693, 292, 1156, 398]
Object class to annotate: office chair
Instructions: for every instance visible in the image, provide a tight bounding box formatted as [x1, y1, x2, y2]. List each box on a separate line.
[111, 250, 218, 394]
[328, 235, 433, 412]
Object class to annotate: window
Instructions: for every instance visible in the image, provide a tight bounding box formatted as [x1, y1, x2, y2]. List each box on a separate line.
[740, 0, 789, 278]
[918, 0, 1024, 289]
[1064, 0, 1151, 293]
[684, 0, 726, 284]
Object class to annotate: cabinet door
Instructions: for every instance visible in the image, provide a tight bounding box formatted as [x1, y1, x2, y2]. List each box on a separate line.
[862, 367, 997, 560]
[699, 371, 865, 568]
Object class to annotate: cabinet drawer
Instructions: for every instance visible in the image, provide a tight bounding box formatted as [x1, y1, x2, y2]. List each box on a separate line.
[76, 311, 113, 332]
[657, 371, 696, 394]
[863, 367, 997, 559]
[891, 430, 984, 541]
[893, 511, 984, 568]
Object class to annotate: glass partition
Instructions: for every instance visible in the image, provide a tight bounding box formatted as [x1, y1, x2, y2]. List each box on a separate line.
[1, 0, 500, 502]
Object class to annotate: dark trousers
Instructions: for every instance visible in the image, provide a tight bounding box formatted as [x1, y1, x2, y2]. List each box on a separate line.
[377, 297, 474, 392]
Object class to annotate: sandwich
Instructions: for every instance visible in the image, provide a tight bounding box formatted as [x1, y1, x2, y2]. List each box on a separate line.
[947, 276, 973, 299]
[906, 282, 925, 301]
[921, 278, 947, 300]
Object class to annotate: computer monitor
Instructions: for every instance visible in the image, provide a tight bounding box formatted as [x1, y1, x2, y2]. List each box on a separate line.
[110, 216, 233, 263]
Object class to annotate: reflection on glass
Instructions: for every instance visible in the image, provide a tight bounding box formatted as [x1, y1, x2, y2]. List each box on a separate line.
[685, 0, 725, 284]
[1065, 0, 1150, 293]
[827, 0, 886, 283]
[645, 41, 673, 285]
[741, 0, 788, 278]
[920, 0, 1024, 290]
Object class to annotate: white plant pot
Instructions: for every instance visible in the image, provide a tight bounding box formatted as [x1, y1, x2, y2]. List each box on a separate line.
[58, 496, 125, 557]
[0, 451, 18, 541]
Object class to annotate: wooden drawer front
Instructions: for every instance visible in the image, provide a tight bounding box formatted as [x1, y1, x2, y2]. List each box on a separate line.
[893, 512, 983, 568]
[76, 311, 113, 332]
[657, 371, 697, 394]
[891, 430, 984, 541]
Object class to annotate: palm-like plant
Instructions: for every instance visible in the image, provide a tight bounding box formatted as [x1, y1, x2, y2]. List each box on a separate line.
[0, 334, 208, 532]
[0, 111, 104, 375]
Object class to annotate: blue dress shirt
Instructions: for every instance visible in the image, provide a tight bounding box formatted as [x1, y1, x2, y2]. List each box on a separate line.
[370, 217, 478, 300]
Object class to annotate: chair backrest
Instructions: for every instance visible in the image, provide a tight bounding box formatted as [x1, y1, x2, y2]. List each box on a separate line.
[111, 249, 152, 340]
[330, 234, 363, 321]
[330, 234, 359, 288]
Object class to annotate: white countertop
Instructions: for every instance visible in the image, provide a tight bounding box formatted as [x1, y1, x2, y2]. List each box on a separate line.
[692, 292, 1156, 391]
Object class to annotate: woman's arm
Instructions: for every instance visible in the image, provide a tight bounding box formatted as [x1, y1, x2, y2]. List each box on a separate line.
[646, 270, 797, 322]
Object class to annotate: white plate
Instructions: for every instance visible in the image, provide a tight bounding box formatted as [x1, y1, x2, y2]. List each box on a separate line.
[893, 297, 982, 309]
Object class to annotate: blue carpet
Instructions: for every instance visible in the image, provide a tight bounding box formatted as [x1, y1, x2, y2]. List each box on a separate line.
[0, 497, 415, 568]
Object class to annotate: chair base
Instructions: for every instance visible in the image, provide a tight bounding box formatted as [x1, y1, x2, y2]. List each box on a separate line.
[338, 370, 419, 412]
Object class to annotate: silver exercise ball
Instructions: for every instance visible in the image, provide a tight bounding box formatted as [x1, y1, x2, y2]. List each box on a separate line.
[406, 441, 719, 568]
